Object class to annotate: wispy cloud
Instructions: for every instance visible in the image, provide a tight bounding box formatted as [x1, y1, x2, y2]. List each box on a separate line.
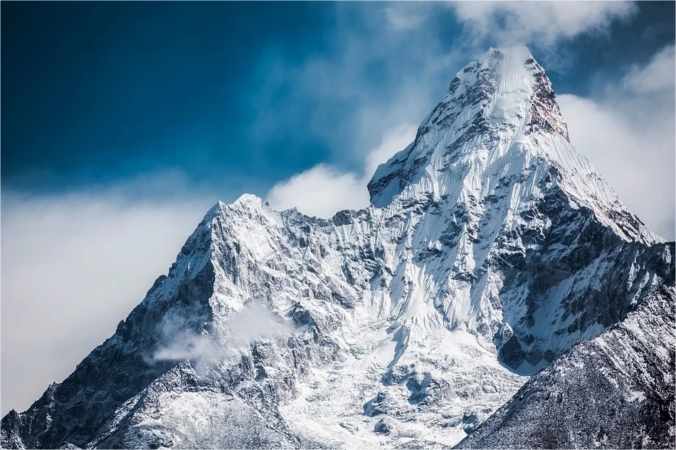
[622, 43, 676, 94]
[152, 302, 294, 374]
[452, 1, 637, 49]
[248, 3, 460, 179]
[384, 6, 427, 31]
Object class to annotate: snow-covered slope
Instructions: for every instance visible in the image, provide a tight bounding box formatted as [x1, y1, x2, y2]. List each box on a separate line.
[456, 285, 675, 449]
[3, 47, 674, 449]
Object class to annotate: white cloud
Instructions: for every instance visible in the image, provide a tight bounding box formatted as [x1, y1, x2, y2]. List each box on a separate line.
[623, 43, 676, 94]
[266, 165, 369, 218]
[153, 302, 293, 374]
[558, 43, 675, 240]
[266, 123, 417, 218]
[452, 1, 637, 48]
[1, 186, 212, 416]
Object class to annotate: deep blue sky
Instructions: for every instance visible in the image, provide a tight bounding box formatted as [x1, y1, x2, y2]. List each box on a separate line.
[2, 1, 674, 201]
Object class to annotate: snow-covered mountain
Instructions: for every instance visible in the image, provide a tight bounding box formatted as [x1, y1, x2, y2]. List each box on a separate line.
[3, 47, 674, 449]
[456, 285, 675, 449]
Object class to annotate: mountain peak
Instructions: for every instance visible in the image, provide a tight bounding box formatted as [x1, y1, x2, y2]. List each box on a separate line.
[232, 193, 264, 208]
[479, 46, 535, 79]
[367, 47, 657, 244]
[368, 47, 564, 198]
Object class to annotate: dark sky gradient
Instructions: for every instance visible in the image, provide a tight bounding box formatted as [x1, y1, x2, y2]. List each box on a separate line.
[2, 2, 336, 195]
[2, 2, 674, 200]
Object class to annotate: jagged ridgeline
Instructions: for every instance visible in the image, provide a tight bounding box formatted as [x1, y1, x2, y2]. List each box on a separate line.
[3, 47, 673, 449]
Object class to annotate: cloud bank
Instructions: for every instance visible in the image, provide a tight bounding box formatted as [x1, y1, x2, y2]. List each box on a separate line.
[1, 184, 212, 416]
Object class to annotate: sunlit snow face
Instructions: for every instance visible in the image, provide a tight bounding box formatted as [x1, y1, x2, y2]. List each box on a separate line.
[491, 95, 527, 121]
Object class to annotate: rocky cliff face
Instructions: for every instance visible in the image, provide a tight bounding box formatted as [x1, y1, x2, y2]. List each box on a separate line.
[3, 47, 673, 449]
[456, 285, 675, 449]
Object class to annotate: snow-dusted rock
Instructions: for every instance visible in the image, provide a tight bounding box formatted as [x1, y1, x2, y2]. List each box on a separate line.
[2, 47, 673, 449]
[456, 286, 675, 449]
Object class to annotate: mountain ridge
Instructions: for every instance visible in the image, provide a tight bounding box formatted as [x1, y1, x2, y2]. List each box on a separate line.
[3, 46, 673, 449]
[456, 284, 675, 449]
